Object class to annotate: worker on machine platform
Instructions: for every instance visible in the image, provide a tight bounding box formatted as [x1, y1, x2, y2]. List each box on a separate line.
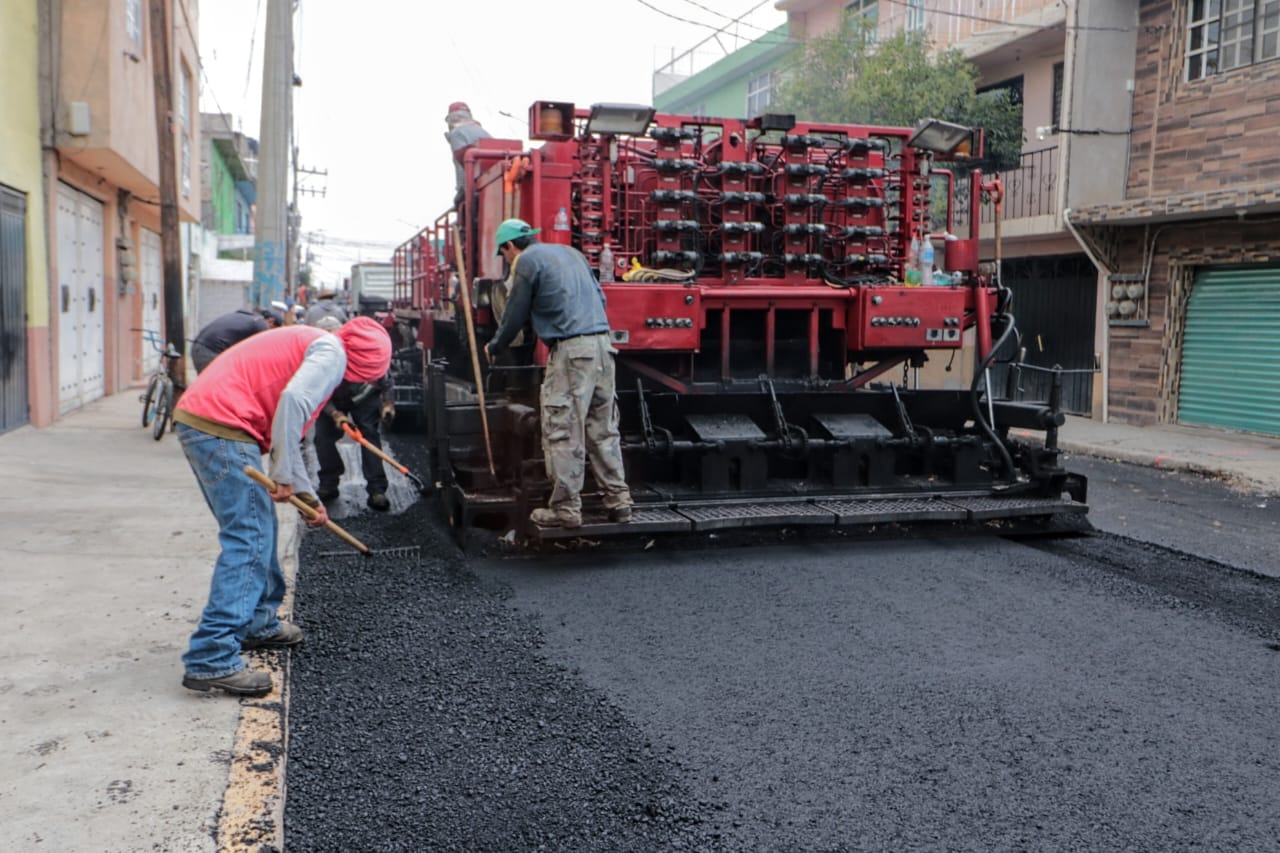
[444, 101, 491, 207]
[483, 218, 633, 529]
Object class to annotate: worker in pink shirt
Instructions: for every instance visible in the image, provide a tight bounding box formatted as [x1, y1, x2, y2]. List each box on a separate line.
[172, 317, 392, 696]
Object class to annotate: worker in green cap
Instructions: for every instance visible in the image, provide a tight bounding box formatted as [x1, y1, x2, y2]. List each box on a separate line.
[483, 218, 633, 529]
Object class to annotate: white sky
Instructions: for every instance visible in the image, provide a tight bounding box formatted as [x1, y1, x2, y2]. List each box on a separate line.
[198, 0, 786, 288]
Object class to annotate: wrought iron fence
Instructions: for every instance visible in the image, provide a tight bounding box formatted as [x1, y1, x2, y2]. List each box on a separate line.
[980, 146, 1059, 224]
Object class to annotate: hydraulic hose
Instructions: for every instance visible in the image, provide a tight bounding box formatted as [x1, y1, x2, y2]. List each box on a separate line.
[969, 298, 1019, 483]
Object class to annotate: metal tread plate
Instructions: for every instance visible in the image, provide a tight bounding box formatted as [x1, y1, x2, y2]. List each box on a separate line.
[941, 495, 1089, 521]
[675, 501, 837, 531]
[535, 506, 692, 540]
[816, 496, 970, 526]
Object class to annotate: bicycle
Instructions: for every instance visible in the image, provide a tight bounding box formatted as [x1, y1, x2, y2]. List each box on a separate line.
[136, 328, 182, 440]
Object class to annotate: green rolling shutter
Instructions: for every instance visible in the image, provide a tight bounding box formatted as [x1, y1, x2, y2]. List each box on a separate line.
[1177, 266, 1280, 436]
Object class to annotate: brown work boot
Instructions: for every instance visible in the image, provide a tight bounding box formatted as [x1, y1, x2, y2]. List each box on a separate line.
[182, 668, 273, 697]
[608, 505, 633, 523]
[241, 621, 304, 651]
[530, 507, 582, 529]
[367, 492, 390, 512]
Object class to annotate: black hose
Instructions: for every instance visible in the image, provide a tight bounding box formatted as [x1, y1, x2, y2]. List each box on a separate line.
[969, 301, 1018, 483]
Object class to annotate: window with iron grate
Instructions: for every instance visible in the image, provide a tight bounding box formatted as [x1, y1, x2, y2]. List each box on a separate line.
[1186, 0, 1280, 80]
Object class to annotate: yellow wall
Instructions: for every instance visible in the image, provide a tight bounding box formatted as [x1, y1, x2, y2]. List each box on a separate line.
[0, 0, 52, 328]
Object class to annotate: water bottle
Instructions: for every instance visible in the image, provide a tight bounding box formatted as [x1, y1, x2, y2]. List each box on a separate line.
[599, 243, 615, 283]
[554, 206, 570, 232]
[905, 235, 921, 285]
[919, 236, 935, 286]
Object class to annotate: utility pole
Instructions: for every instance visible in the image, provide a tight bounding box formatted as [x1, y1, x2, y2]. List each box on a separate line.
[148, 0, 186, 381]
[252, 0, 292, 309]
[288, 153, 326, 304]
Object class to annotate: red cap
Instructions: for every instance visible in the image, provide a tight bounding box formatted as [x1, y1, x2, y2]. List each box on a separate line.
[447, 101, 470, 114]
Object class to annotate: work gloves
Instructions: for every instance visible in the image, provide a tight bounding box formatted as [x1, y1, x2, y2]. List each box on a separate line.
[380, 402, 396, 428]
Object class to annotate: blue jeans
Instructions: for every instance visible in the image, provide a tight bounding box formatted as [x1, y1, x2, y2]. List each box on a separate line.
[177, 423, 285, 678]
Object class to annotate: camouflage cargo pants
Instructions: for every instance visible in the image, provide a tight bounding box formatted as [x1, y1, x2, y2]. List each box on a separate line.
[540, 333, 633, 516]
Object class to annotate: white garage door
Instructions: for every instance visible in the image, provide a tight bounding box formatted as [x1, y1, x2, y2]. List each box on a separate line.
[56, 183, 106, 414]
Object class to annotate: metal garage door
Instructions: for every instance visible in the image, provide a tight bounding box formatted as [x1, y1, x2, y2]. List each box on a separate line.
[1178, 265, 1280, 436]
[56, 183, 106, 414]
[0, 185, 28, 433]
[989, 253, 1098, 415]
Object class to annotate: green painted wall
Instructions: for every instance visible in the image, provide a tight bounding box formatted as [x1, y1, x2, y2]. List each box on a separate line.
[655, 25, 792, 119]
[207, 145, 236, 234]
[0, 0, 50, 327]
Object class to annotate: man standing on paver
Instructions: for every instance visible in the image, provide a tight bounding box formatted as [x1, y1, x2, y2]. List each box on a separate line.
[172, 317, 392, 696]
[483, 218, 633, 529]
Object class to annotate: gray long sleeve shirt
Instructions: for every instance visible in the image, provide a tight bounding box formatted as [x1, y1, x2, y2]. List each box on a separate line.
[489, 243, 610, 353]
[267, 335, 345, 491]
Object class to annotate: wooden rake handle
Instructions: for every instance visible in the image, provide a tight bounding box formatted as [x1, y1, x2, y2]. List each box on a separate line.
[242, 465, 370, 556]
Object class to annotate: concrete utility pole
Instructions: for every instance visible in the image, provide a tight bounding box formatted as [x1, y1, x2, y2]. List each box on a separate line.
[252, 0, 292, 309]
[148, 0, 187, 380]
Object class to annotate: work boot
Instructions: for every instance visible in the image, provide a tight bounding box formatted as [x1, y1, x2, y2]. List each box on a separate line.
[608, 505, 633, 523]
[182, 668, 273, 697]
[530, 507, 582, 529]
[367, 492, 390, 512]
[317, 485, 340, 502]
[241, 621, 304, 651]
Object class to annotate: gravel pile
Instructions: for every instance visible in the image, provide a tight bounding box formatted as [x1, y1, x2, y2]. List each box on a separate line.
[284, 495, 728, 852]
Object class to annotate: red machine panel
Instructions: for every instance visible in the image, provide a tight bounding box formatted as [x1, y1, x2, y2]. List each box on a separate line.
[602, 284, 701, 350]
[851, 286, 968, 351]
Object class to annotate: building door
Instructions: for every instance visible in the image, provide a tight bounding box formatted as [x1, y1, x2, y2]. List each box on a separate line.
[990, 253, 1097, 415]
[139, 228, 163, 375]
[0, 185, 29, 433]
[1177, 265, 1280, 436]
[56, 183, 106, 414]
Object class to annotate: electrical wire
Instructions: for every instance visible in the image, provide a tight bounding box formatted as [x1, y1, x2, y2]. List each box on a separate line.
[633, 0, 795, 46]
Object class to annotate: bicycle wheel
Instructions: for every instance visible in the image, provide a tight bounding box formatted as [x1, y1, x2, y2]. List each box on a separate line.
[141, 374, 163, 428]
[151, 382, 172, 441]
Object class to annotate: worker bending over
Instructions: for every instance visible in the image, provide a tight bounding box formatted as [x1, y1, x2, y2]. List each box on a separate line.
[173, 317, 391, 696]
[190, 308, 282, 374]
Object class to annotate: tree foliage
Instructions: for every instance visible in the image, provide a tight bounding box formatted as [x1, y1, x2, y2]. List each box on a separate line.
[773, 14, 1023, 172]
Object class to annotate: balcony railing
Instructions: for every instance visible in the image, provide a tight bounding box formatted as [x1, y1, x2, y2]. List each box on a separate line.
[980, 145, 1059, 224]
[926, 0, 1065, 50]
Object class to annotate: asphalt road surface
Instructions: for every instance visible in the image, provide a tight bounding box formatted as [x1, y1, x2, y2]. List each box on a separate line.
[284, 441, 1280, 851]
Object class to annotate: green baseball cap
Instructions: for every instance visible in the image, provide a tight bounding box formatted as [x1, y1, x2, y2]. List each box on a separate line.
[495, 218, 541, 255]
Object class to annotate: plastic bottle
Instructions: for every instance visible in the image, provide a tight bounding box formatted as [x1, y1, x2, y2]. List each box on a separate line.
[905, 235, 921, 286]
[599, 243, 615, 283]
[919, 236, 935, 286]
[554, 206, 570, 232]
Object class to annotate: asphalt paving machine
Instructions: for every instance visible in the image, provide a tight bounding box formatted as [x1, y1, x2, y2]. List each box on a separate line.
[391, 100, 1088, 542]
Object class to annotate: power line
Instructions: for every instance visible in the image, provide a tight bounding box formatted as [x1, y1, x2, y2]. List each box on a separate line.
[633, 0, 794, 46]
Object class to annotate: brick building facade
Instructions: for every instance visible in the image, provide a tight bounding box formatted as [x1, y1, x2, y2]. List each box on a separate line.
[1069, 0, 1280, 434]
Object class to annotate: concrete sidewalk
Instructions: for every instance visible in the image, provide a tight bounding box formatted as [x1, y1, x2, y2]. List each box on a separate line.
[0, 390, 298, 852]
[1053, 415, 1280, 494]
[1, 390, 1276, 852]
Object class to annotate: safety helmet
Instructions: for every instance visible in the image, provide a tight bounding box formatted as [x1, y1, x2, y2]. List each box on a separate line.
[495, 218, 541, 255]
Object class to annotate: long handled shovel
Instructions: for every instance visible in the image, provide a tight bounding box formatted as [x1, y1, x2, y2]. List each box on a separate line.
[451, 222, 497, 478]
[340, 421, 430, 494]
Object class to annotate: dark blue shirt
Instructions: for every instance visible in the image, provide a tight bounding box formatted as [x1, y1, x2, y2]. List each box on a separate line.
[193, 309, 269, 355]
[490, 242, 609, 352]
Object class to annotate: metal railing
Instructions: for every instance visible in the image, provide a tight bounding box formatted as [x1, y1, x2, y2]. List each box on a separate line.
[980, 146, 1059, 224]
[930, 0, 1064, 49]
